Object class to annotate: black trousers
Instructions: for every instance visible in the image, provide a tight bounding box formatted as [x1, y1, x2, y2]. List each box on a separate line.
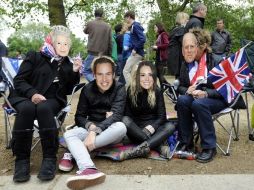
[13, 99, 61, 131]
[122, 116, 175, 149]
[155, 60, 168, 86]
[12, 99, 61, 160]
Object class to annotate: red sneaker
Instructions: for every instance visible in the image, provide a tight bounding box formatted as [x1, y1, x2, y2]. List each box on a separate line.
[66, 168, 106, 189]
[59, 153, 74, 172]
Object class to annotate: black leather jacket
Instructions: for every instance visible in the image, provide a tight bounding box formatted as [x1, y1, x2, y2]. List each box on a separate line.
[75, 80, 126, 131]
[185, 15, 205, 32]
[125, 87, 167, 130]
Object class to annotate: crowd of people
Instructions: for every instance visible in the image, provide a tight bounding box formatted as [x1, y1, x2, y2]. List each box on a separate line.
[0, 2, 238, 189]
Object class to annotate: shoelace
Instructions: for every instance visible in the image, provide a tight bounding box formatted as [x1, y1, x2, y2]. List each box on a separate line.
[63, 153, 72, 160]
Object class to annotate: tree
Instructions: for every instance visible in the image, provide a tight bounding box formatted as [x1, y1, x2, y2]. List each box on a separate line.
[2, 0, 254, 75]
[48, 0, 66, 26]
[0, 0, 129, 28]
[156, 0, 192, 29]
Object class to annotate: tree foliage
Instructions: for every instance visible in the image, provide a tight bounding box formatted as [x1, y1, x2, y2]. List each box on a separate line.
[146, 0, 254, 53]
[1, 0, 254, 64]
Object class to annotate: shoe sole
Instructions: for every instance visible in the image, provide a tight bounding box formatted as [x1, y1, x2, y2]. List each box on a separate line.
[37, 174, 55, 181]
[59, 164, 73, 172]
[13, 175, 30, 183]
[66, 173, 106, 190]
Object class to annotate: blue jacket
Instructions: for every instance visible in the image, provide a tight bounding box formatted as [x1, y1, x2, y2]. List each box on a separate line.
[122, 31, 132, 61]
[130, 21, 146, 56]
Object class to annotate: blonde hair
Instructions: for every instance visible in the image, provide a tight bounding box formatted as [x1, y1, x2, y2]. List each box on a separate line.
[120, 22, 130, 34]
[51, 25, 72, 48]
[129, 61, 157, 108]
[175, 12, 189, 26]
[189, 28, 212, 53]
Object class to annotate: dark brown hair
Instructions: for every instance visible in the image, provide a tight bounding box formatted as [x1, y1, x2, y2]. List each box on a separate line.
[155, 22, 166, 34]
[124, 11, 135, 20]
[92, 56, 115, 74]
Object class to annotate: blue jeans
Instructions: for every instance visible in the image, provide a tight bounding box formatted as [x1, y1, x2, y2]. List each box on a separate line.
[176, 95, 227, 149]
[82, 54, 95, 82]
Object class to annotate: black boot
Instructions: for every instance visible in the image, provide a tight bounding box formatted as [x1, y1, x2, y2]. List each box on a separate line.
[119, 141, 150, 161]
[37, 128, 58, 181]
[13, 159, 30, 182]
[12, 130, 33, 183]
[37, 158, 57, 181]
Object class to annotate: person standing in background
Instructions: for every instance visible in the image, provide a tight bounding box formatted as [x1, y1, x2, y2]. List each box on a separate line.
[114, 23, 124, 76]
[123, 10, 146, 86]
[82, 8, 112, 82]
[168, 12, 189, 79]
[185, 2, 207, 32]
[152, 22, 169, 87]
[211, 18, 232, 64]
[118, 23, 132, 85]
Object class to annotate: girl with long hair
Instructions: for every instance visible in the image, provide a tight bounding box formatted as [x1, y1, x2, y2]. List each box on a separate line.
[120, 61, 175, 160]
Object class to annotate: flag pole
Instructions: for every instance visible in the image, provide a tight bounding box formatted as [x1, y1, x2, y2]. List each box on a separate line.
[243, 41, 253, 49]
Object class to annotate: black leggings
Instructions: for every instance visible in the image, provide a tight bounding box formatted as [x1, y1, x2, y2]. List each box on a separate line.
[13, 99, 62, 131]
[122, 116, 175, 149]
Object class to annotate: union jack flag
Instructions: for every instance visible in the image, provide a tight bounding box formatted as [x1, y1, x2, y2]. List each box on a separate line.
[208, 48, 251, 103]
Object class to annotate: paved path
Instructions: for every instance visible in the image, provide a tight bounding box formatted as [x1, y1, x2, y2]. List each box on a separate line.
[0, 174, 254, 190]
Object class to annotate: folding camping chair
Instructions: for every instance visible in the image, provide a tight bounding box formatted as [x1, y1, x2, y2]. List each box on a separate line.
[161, 82, 248, 156]
[212, 92, 248, 156]
[162, 82, 178, 104]
[240, 85, 254, 141]
[0, 57, 85, 150]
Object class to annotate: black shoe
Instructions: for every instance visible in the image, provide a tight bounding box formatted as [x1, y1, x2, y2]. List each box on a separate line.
[13, 159, 30, 183]
[196, 148, 217, 163]
[37, 158, 57, 181]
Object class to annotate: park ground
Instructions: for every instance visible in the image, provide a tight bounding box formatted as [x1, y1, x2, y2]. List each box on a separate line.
[1, 76, 254, 177]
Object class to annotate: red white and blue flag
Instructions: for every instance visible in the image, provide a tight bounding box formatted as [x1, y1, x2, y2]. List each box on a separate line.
[208, 48, 251, 103]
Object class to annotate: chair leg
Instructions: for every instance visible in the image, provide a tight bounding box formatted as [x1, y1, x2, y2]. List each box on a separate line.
[245, 92, 254, 141]
[5, 111, 14, 149]
[214, 109, 239, 156]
